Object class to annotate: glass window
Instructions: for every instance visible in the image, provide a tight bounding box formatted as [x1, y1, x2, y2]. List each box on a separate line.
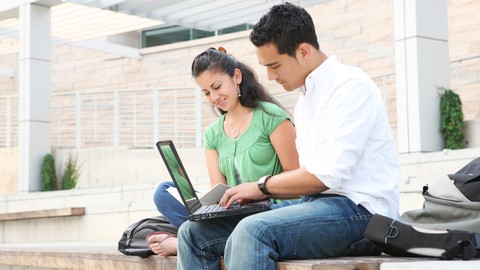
[142, 24, 253, 48]
[218, 24, 253, 35]
[191, 29, 215, 40]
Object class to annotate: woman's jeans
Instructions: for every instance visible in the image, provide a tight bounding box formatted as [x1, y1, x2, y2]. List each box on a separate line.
[153, 181, 189, 228]
[177, 194, 379, 270]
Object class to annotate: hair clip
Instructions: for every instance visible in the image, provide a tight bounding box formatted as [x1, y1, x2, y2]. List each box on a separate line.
[218, 47, 227, 54]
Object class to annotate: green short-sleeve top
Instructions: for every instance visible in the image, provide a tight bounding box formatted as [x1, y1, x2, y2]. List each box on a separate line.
[204, 101, 292, 186]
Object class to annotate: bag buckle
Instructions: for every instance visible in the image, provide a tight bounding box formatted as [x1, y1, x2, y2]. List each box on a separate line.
[384, 220, 399, 244]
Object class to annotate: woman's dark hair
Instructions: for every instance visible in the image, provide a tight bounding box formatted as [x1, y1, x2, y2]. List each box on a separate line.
[191, 47, 284, 115]
[250, 2, 319, 57]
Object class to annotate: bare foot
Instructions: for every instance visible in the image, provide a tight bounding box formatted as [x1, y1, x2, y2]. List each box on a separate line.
[147, 232, 178, 256]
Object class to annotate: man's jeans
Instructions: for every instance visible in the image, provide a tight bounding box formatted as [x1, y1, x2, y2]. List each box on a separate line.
[177, 194, 379, 270]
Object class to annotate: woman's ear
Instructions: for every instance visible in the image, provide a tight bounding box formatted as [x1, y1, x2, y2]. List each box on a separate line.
[234, 68, 243, 84]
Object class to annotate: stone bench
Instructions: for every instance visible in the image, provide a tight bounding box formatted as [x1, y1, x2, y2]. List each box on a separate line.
[1, 242, 468, 270]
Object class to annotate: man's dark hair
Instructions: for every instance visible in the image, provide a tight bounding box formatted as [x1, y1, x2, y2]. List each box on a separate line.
[250, 2, 319, 57]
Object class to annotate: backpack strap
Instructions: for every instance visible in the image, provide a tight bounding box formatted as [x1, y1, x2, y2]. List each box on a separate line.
[441, 232, 480, 260]
[365, 214, 480, 260]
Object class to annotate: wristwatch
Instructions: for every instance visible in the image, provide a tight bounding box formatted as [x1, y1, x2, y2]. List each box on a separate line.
[257, 175, 272, 195]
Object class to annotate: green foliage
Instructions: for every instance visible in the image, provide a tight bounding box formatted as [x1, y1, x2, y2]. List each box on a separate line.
[439, 88, 464, 149]
[41, 154, 58, 191]
[61, 154, 80, 190]
[41, 153, 80, 191]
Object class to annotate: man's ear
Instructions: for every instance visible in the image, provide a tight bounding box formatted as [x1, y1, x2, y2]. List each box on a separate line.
[297, 43, 311, 63]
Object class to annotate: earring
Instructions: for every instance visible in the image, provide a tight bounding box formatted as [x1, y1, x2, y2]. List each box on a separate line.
[237, 85, 241, 97]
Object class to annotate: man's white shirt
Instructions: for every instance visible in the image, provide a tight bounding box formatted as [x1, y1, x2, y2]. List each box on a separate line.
[294, 56, 400, 218]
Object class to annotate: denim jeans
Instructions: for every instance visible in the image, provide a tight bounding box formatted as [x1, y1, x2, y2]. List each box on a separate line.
[153, 181, 189, 228]
[177, 194, 379, 270]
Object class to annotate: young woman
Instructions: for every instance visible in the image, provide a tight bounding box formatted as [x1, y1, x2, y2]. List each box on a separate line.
[148, 47, 299, 256]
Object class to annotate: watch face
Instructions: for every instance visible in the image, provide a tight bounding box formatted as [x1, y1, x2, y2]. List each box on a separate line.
[259, 175, 269, 184]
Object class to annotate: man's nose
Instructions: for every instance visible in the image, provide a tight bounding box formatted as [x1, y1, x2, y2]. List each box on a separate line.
[267, 68, 277, 81]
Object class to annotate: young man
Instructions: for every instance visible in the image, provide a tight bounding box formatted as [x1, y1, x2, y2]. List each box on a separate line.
[176, 3, 400, 270]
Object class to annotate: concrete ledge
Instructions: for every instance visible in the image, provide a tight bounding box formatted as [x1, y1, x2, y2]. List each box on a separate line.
[381, 260, 480, 270]
[0, 207, 85, 221]
[0, 243, 175, 270]
[275, 256, 431, 269]
[0, 243, 438, 270]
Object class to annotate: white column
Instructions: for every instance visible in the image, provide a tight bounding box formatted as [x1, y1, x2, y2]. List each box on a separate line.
[18, 3, 51, 192]
[394, 0, 450, 153]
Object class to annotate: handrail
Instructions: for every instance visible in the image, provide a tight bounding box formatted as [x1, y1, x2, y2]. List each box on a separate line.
[1, 55, 480, 149]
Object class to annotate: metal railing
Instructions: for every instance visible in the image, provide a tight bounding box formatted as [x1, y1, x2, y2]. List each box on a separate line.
[51, 87, 206, 149]
[1, 56, 479, 149]
[1, 95, 17, 148]
[0, 87, 300, 149]
[451, 55, 480, 91]
[0, 80, 384, 149]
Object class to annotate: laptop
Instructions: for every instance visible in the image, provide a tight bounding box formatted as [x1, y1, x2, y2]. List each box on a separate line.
[156, 140, 271, 221]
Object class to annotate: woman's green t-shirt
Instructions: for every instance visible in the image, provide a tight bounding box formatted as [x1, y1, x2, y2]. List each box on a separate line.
[204, 102, 292, 186]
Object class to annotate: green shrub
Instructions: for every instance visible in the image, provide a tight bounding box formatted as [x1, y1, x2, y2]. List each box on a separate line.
[439, 88, 464, 149]
[41, 154, 58, 191]
[61, 154, 80, 190]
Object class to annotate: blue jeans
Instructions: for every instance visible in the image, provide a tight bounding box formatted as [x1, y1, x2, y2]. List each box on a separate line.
[153, 181, 189, 228]
[177, 194, 379, 270]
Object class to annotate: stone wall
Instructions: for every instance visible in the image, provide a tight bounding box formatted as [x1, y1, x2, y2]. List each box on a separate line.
[1, 0, 479, 133]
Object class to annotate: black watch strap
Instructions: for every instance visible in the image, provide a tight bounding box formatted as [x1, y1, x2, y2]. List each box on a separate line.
[257, 175, 272, 195]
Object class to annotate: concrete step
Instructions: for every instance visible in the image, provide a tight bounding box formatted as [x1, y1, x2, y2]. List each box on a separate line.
[382, 260, 480, 270]
[0, 183, 162, 243]
[0, 242, 175, 270]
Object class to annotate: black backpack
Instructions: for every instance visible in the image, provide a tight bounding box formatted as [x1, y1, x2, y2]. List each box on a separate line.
[118, 216, 178, 258]
[364, 157, 480, 260]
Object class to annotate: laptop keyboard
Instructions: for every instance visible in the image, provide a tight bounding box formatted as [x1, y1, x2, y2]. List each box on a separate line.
[202, 204, 224, 213]
[200, 203, 241, 213]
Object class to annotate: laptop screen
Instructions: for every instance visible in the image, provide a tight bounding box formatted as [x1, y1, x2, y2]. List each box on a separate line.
[156, 140, 200, 212]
